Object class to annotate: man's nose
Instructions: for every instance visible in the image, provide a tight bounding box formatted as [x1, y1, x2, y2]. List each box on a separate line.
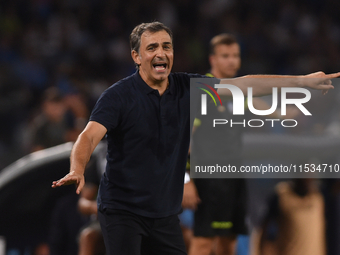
[155, 47, 166, 57]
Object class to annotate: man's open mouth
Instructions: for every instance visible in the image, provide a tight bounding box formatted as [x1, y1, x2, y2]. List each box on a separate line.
[153, 63, 167, 71]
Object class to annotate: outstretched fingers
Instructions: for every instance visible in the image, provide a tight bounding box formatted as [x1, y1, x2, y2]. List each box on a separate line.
[52, 172, 85, 194]
[326, 72, 340, 79]
[52, 175, 78, 187]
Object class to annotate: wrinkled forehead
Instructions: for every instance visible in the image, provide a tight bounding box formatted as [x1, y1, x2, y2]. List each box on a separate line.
[140, 30, 173, 46]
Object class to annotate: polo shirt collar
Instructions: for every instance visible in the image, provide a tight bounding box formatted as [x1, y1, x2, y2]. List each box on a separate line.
[133, 71, 174, 95]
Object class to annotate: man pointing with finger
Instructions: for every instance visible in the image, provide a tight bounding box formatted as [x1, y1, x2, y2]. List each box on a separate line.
[52, 21, 339, 255]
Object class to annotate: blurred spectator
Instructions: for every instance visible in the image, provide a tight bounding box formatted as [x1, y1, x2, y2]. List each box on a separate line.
[251, 179, 325, 255]
[29, 87, 85, 152]
[0, 64, 31, 169]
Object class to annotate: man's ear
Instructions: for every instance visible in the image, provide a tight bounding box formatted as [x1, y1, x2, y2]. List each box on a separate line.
[131, 50, 141, 66]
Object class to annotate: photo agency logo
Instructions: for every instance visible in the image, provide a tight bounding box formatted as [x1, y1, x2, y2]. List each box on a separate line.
[197, 82, 223, 114]
[197, 81, 312, 128]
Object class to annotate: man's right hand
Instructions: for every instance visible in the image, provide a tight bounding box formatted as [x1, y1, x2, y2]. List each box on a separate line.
[182, 181, 201, 210]
[52, 121, 107, 195]
[52, 171, 85, 194]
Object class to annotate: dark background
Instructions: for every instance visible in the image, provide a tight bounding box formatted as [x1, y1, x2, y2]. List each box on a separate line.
[1, 0, 340, 169]
[1, 0, 340, 254]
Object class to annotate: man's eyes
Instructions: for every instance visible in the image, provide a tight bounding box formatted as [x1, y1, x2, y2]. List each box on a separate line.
[147, 44, 172, 51]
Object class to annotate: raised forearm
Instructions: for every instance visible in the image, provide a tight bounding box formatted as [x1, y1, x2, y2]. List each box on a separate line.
[70, 121, 107, 174]
[52, 121, 107, 193]
[70, 132, 96, 175]
[219, 75, 301, 97]
[218, 71, 339, 97]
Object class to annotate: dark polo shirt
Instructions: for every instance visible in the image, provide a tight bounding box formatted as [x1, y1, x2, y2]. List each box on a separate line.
[90, 71, 218, 218]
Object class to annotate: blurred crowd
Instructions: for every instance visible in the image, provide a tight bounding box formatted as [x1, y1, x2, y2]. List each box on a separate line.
[1, 0, 340, 168]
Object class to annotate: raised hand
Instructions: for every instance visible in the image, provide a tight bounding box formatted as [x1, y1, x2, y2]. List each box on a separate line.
[303, 71, 340, 95]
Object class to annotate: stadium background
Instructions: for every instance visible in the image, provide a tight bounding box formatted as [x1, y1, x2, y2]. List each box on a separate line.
[1, 0, 340, 254]
[1, 0, 340, 168]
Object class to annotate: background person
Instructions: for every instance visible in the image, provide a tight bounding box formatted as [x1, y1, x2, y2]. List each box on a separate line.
[185, 33, 299, 255]
[186, 33, 247, 255]
[29, 87, 88, 152]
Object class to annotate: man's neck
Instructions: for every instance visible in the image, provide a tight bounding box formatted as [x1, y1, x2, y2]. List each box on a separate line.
[152, 81, 169, 96]
[139, 70, 169, 96]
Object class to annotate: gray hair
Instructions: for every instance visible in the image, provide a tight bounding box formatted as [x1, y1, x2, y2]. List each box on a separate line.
[130, 21, 173, 53]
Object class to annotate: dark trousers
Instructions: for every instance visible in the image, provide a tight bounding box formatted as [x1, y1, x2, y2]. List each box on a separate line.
[98, 208, 187, 255]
